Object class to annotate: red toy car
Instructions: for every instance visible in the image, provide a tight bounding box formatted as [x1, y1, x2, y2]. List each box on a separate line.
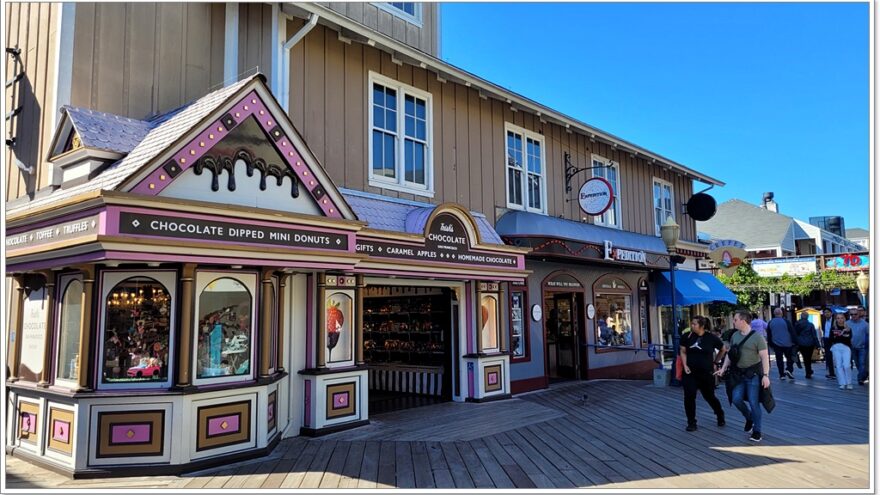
[127, 363, 161, 378]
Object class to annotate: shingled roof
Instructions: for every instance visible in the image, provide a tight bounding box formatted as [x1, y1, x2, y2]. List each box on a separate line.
[7, 76, 259, 216]
[696, 199, 798, 251]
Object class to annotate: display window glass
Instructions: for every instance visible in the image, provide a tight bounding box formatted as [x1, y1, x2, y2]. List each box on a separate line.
[98, 272, 175, 389]
[194, 273, 256, 384]
[55, 276, 83, 384]
[510, 289, 528, 360]
[595, 293, 633, 347]
[326, 291, 353, 365]
[480, 294, 500, 352]
[269, 279, 277, 373]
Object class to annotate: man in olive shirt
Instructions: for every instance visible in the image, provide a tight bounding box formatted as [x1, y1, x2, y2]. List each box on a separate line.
[717, 310, 772, 442]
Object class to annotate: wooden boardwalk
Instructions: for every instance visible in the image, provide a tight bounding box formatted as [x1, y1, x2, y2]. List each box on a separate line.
[5, 363, 870, 490]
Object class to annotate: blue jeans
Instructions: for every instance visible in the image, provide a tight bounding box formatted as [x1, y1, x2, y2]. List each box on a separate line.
[731, 374, 762, 433]
[852, 347, 868, 383]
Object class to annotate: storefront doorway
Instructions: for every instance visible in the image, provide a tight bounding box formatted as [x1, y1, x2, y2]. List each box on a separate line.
[543, 272, 587, 381]
[363, 284, 457, 414]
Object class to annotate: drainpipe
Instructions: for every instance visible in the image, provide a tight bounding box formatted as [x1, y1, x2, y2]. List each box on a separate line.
[281, 12, 318, 113]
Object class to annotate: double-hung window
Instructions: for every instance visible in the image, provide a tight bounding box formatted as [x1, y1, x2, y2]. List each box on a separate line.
[591, 155, 621, 228]
[505, 123, 546, 213]
[369, 72, 433, 196]
[653, 178, 674, 236]
[376, 3, 423, 26]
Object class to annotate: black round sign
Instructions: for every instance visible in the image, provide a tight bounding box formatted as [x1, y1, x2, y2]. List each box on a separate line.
[686, 193, 717, 221]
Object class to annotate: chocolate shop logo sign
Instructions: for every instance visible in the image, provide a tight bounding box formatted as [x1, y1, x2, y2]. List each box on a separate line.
[578, 178, 615, 216]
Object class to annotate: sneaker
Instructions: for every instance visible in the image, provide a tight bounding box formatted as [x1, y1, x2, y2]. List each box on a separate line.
[839, 385, 847, 390]
[779, 375, 787, 381]
[858, 381, 865, 385]
[717, 416, 726, 427]
[846, 384, 854, 390]
[686, 423, 698, 432]
[744, 419, 753, 433]
[749, 431, 762, 442]
[826, 374, 836, 379]
[806, 373, 813, 379]
[785, 371, 795, 380]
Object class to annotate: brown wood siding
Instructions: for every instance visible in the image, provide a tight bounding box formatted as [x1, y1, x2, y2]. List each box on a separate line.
[319, 2, 438, 56]
[70, 3, 225, 116]
[286, 23, 700, 242]
[5, 2, 60, 201]
[238, 3, 272, 82]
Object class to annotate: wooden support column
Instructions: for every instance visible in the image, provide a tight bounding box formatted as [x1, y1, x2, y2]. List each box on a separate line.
[499, 282, 509, 354]
[259, 268, 273, 378]
[276, 275, 286, 372]
[474, 283, 483, 353]
[355, 275, 365, 365]
[316, 276, 327, 368]
[7, 275, 25, 382]
[176, 264, 196, 388]
[76, 265, 95, 391]
[37, 271, 57, 387]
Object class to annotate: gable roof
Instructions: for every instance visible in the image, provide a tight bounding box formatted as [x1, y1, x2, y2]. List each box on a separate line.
[696, 199, 797, 251]
[60, 106, 154, 155]
[8, 76, 257, 216]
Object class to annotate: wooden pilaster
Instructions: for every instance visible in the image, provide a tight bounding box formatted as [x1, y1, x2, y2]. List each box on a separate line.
[175, 264, 196, 388]
[37, 271, 56, 387]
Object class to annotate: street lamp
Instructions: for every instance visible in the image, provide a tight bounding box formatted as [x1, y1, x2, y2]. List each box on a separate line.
[856, 271, 869, 312]
[660, 216, 681, 386]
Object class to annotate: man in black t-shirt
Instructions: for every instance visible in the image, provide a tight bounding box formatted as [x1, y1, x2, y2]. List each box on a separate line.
[680, 315, 726, 431]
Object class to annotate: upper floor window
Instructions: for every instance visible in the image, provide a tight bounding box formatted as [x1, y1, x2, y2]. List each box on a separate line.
[369, 72, 433, 197]
[377, 3, 423, 25]
[653, 178, 674, 236]
[592, 155, 621, 228]
[505, 123, 546, 214]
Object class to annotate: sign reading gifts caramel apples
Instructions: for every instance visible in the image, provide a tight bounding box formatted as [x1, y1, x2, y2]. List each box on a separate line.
[356, 212, 520, 268]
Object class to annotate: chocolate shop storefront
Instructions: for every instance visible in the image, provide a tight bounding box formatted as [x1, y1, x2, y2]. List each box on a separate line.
[4, 75, 528, 477]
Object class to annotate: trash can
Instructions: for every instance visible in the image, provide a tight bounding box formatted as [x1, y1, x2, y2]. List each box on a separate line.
[653, 367, 671, 387]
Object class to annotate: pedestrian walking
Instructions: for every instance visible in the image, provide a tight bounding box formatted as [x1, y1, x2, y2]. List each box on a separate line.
[846, 307, 869, 385]
[679, 315, 726, 431]
[716, 310, 771, 443]
[767, 308, 797, 380]
[750, 312, 768, 339]
[829, 313, 854, 390]
[821, 308, 836, 379]
[794, 312, 820, 379]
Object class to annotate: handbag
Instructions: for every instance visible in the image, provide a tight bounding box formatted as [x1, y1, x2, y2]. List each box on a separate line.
[675, 356, 684, 381]
[760, 384, 776, 413]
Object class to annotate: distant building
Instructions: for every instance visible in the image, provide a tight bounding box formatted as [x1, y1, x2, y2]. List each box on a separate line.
[697, 195, 864, 257]
[846, 227, 870, 250]
[809, 216, 846, 237]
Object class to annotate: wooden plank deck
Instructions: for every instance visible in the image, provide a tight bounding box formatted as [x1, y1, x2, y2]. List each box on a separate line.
[4, 362, 870, 490]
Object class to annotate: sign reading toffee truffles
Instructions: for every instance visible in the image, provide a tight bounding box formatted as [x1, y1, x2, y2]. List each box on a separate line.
[118, 211, 350, 251]
[356, 212, 519, 268]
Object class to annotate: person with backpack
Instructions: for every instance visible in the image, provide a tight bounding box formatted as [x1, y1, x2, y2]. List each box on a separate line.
[794, 312, 821, 379]
[715, 310, 771, 443]
[679, 315, 726, 432]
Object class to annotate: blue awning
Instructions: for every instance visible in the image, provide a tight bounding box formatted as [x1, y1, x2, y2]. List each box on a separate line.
[655, 270, 737, 306]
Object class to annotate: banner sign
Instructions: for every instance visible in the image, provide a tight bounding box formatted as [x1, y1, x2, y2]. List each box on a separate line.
[752, 257, 817, 277]
[6, 214, 101, 252]
[825, 253, 870, 271]
[118, 211, 350, 251]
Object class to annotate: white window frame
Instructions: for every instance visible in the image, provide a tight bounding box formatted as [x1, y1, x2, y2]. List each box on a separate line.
[652, 177, 675, 236]
[591, 154, 622, 229]
[374, 2, 423, 26]
[368, 71, 434, 197]
[504, 122, 547, 214]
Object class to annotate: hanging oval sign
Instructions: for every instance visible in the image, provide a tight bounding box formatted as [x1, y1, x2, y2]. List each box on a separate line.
[578, 177, 615, 216]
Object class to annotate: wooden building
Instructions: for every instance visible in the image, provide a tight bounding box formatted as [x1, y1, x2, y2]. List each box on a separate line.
[5, 2, 727, 476]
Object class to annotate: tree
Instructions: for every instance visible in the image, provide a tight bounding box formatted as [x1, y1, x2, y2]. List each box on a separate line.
[717, 261, 766, 312]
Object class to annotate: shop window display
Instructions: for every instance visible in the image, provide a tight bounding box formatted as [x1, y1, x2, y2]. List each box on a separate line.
[363, 287, 450, 367]
[480, 294, 499, 352]
[595, 293, 633, 347]
[102, 277, 171, 383]
[510, 290, 526, 358]
[56, 278, 83, 382]
[197, 277, 253, 379]
[326, 292, 353, 364]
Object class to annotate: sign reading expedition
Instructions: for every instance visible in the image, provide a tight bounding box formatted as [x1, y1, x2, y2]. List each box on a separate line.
[578, 177, 614, 216]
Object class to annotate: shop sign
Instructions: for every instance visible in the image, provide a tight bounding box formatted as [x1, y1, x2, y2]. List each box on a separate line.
[18, 285, 47, 382]
[479, 282, 500, 292]
[707, 239, 747, 276]
[118, 212, 349, 251]
[356, 213, 520, 268]
[6, 214, 101, 252]
[604, 241, 647, 265]
[752, 257, 817, 277]
[825, 253, 869, 271]
[546, 280, 582, 288]
[578, 177, 614, 216]
[324, 275, 356, 287]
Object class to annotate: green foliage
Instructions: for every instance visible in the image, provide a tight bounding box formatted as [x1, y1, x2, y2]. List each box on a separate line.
[717, 260, 859, 309]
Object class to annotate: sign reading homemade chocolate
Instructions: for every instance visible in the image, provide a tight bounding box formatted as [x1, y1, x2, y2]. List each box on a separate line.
[356, 213, 519, 268]
[119, 212, 349, 251]
[6, 214, 101, 252]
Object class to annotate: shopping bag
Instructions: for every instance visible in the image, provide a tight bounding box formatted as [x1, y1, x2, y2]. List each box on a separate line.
[675, 358, 683, 381]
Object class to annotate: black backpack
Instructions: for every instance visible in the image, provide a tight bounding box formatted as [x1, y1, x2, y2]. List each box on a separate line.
[727, 330, 756, 366]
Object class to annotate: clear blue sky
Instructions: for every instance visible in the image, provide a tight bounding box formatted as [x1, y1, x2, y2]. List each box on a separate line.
[440, 2, 870, 230]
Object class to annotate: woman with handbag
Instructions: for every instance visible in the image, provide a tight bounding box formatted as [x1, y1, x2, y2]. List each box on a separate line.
[829, 313, 854, 390]
[679, 315, 726, 431]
